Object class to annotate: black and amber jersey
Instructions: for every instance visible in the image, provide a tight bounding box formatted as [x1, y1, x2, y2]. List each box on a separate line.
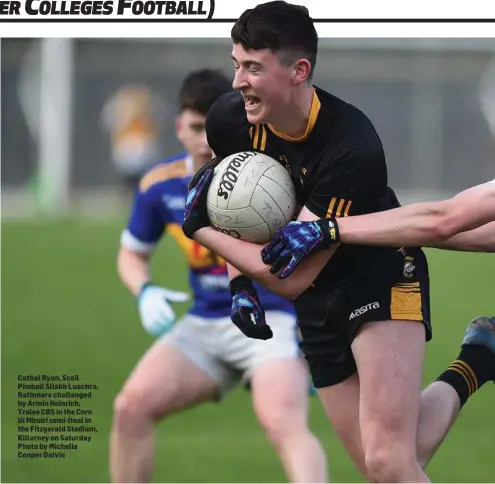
[206, 86, 402, 287]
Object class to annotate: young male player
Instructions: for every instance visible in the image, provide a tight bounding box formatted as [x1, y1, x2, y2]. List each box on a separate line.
[111, 69, 328, 484]
[260, 178, 495, 474]
[181, 3, 495, 482]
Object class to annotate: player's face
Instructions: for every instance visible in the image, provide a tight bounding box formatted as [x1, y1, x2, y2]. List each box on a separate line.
[231, 44, 295, 125]
[175, 109, 212, 170]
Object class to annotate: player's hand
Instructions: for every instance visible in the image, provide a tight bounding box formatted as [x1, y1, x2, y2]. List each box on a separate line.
[261, 218, 340, 279]
[182, 157, 222, 240]
[138, 283, 189, 336]
[229, 275, 273, 340]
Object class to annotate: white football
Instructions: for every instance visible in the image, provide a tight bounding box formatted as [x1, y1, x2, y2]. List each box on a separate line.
[207, 151, 296, 244]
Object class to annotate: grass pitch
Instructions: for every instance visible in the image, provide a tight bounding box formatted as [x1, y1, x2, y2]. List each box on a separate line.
[2, 219, 494, 482]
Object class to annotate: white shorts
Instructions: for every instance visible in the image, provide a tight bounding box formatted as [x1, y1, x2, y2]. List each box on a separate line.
[161, 311, 300, 397]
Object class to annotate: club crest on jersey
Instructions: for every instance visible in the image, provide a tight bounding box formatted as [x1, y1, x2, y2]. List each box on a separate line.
[403, 256, 416, 278]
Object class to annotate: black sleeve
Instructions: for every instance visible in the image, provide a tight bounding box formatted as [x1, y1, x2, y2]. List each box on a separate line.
[187, 156, 222, 190]
[305, 133, 388, 220]
[205, 100, 230, 159]
[205, 92, 251, 159]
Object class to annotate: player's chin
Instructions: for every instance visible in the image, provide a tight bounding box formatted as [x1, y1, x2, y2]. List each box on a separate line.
[245, 102, 267, 124]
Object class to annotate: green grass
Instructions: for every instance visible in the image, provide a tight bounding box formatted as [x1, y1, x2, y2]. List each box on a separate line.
[2, 219, 494, 483]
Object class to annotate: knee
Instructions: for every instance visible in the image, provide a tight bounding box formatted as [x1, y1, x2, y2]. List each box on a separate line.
[252, 359, 311, 448]
[364, 444, 417, 483]
[257, 403, 308, 449]
[113, 387, 162, 427]
[364, 447, 398, 483]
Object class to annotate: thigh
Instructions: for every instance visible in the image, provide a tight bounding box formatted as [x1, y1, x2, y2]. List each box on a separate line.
[318, 373, 367, 477]
[250, 357, 310, 431]
[247, 311, 301, 376]
[164, 314, 240, 399]
[217, 311, 300, 378]
[247, 312, 306, 388]
[351, 319, 425, 455]
[118, 337, 219, 419]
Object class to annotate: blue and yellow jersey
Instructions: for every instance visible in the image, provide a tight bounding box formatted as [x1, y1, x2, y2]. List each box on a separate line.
[121, 152, 294, 319]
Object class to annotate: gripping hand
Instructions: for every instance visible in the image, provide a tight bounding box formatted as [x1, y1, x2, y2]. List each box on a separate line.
[182, 157, 223, 240]
[261, 218, 340, 279]
[229, 276, 272, 340]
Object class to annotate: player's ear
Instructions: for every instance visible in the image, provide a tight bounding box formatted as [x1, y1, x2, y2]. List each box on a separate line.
[175, 116, 182, 134]
[175, 116, 185, 144]
[292, 59, 312, 85]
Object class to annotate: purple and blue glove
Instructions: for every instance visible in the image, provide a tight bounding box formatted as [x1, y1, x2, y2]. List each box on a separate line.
[229, 275, 273, 340]
[182, 157, 222, 240]
[261, 218, 340, 279]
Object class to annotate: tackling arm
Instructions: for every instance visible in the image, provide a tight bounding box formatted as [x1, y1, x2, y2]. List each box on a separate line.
[433, 221, 495, 252]
[335, 181, 495, 249]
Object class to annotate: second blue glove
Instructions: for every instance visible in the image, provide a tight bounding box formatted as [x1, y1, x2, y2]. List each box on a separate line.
[229, 275, 273, 340]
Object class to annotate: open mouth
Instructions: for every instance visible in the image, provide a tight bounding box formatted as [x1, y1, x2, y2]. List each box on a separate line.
[243, 95, 261, 111]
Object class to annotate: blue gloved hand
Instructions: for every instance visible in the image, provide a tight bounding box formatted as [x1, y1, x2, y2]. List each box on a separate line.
[182, 168, 213, 240]
[182, 157, 222, 240]
[261, 218, 340, 279]
[229, 275, 273, 340]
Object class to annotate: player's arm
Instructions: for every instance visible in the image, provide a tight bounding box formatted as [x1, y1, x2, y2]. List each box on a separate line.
[184, 169, 335, 301]
[226, 262, 242, 282]
[117, 245, 152, 296]
[193, 225, 335, 300]
[334, 181, 495, 250]
[119, 186, 188, 335]
[118, 185, 166, 294]
[118, 189, 163, 295]
[432, 221, 495, 252]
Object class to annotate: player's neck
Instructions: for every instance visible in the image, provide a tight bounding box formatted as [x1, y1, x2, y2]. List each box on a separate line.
[269, 86, 315, 139]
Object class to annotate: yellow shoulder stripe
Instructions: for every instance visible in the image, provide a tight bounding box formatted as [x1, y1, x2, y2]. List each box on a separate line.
[139, 159, 188, 192]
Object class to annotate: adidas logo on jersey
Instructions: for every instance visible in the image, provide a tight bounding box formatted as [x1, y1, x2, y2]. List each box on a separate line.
[349, 302, 380, 320]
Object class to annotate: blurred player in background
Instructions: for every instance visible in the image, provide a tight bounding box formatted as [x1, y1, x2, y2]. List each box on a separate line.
[181, 3, 495, 482]
[110, 69, 328, 483]
[101, 83, 164, 197]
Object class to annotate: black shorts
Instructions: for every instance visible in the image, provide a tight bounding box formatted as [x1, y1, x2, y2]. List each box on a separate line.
[295, 247, 431, 388]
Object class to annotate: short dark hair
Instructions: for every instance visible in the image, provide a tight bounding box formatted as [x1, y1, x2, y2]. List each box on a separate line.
[178, 69, 232, 115]
[231, 1, 318, 79]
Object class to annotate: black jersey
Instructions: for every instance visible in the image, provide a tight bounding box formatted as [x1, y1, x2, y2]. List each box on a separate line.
[206, 86, 401, 288]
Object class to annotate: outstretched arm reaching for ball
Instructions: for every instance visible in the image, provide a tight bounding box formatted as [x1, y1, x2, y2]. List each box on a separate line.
[331, 180, 495, 251]
[432, 221, 495, 252]
[261, 180, 495, 279]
